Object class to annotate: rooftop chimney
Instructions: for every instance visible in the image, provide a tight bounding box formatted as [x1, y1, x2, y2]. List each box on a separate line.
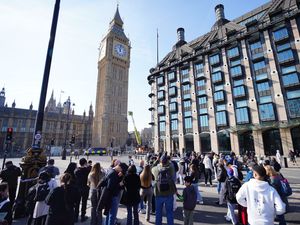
[215, 4, 225, 21]
[177, 27, 185, 42]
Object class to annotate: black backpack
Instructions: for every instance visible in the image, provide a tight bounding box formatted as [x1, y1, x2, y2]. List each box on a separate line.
[34, 183, 50, 202]
[226, 177, 241, 203]
[157, 167, 172, 192]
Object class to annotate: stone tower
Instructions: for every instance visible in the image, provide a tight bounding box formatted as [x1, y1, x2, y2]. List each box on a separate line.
[93, 6, 130, 148]
[0, 88, 5, 107]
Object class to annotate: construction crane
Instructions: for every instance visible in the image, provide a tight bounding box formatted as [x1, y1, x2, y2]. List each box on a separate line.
[128, 111, 142, 146]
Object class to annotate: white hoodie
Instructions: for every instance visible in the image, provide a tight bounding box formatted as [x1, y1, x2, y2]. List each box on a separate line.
[236, 179, 286, 225]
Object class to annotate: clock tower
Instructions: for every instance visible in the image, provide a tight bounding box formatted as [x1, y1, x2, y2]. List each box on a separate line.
[93, 6, 130, 148]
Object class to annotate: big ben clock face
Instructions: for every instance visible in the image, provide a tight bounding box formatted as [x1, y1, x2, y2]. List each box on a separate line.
[113, 41, 128, 59]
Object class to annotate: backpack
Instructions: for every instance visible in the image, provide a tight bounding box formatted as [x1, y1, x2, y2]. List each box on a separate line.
[157, 166, 172, 192]
[280, 177, 292, 197]
[34, 183, 50, 202]
[226, 177, 241, 203]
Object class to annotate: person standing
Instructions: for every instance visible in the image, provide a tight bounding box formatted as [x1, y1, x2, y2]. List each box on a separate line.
[189, 164, 203, 204]
[0, 161, 21, 204]
[140, 165, 153, 222]
[276, 150, 281, 166]
[123, 165, 141, 225]
[151, 155, 176, 225]
[45, 173, 79, 225]
[103, 163, 128, 225]
[203, 154, 213, 186]
[236, 165, 286, 225]
[39, 159, 60, 179]
[88, 163, 105, 225]
[182, 176, 197, 225]
[224, 168, 241, 224]
[0, 183, 12, 225]
[74, 158, 91, 222]
[216, 160, 227, 205]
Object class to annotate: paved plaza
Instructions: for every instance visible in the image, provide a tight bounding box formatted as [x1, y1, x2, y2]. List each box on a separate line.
[5, 155, 300, 225]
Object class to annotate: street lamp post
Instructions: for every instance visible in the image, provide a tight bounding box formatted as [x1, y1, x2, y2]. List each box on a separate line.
[14, 0, 61, 218]
[61, 96, 75, 160]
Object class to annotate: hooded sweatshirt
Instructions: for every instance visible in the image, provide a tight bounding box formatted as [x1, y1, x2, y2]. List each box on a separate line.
[236, 178, 286, 225]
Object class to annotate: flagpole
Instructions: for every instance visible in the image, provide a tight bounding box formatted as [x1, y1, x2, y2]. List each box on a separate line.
[156, 28, 159, 65]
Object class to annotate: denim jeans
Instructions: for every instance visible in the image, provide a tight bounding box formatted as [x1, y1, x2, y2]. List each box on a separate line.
[90, 189, 102, 225]
[105, 195, 119, 225]
[126, 204, 139, 225]
[155, 195, 174, 225]
[140, 187, 153, 221]
[192, 183, 203, 202]
[227, 202, 237, 225]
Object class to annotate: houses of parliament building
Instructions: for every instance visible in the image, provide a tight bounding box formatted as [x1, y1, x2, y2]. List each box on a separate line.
[0, 88, 93, 153]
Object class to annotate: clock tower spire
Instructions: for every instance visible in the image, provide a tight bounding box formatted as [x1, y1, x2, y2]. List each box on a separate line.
[93, 6, 130, 148]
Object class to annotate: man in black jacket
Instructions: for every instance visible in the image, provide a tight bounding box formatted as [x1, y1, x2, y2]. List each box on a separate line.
[0, 161, 21, 204]
[74, 158, 91, 222]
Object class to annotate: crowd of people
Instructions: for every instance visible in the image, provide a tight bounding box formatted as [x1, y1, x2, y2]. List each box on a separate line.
[0, 150, 294, 225]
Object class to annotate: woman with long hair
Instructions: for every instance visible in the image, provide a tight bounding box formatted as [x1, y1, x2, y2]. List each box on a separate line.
[123, 165, 141, 225]
[88, 163, 105, 225]
[64, 162, 77, 184]
[139, 165, 153, 222]
[190, 164, 203, 204]
[45, 173, 79, 225]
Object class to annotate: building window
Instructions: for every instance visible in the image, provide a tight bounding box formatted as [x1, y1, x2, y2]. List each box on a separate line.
[227, 46, 239, 58]
[212, 71, 223, 83]
[214, 90, 225, 102]
[209, 53, 220, 65]
[277, 49, 294, 63]
[168, 71, 176, 81]
[171, 119, 178, 132]
[216, 111, 228, 126]
[184, 117, 193, 133]
[233, 85, 246, 98]
[287, 98, 300, 118]
[182, 84, 191, 99]
[273, 27, 289, 42]
[276, 42, 291, 52]
[169, 102, 178, 113]
[181, 68, 189, 82]
[216, 104, 226, 111]
[170, 113, 178, 120]
[157, 105, 165, 115]
[233, 79, 244, 87]
[287, 89, 300, 99]
[259, 103, 275, 121]
[214, 84, 224, 91]
[157, 90, 165, 100]
[194, 63, 204, 78]
[1, 119, 8, 132]
[196, 79, 206, 95]
[157, 76, 164, 86]
[230, 59, 241, 67]
[199, 115, 209, 131]
[282, 73, 300, 87]
[250, 41, 264, 59]
[282, 65, 296, 74]
[236, 107, 250, 124]
[183, 100, 192, 117]
[236, 100, 248, 108]
[257, 81, 271, 97]
[159, 121, 166, 135]
[169, 86, 177, 97]
[253, 60, 267, 73]
[230, 65, 243, 78]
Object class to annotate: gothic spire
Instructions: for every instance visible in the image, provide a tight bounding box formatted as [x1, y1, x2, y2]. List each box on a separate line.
[110, 5, 123, 27]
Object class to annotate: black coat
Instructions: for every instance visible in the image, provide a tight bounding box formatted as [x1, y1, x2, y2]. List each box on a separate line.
[0, 165, 21, 188]
[45, 185, 79, 225]
[123, 173, 141, 206]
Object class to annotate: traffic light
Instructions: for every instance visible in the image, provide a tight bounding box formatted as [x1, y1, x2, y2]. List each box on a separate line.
[71, 135, 75, 144]
[6, 128, 13, 141]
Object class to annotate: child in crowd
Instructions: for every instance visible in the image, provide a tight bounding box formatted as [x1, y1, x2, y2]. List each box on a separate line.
[182, 176, 197, 225]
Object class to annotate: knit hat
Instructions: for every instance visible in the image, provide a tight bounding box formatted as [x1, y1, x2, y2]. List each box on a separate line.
[227, 168, 234, 177]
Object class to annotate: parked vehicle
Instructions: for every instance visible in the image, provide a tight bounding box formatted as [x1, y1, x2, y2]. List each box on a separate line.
[84, 147, 106, 156]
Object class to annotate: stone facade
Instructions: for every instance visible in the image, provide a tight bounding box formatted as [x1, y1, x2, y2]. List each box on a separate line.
[0, 90, 93, 153]
[93, 6, 130, 148]
[148, 0, 300, 157]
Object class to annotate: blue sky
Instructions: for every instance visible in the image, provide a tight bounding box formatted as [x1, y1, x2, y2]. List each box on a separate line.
[0, 0, 269, 131]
